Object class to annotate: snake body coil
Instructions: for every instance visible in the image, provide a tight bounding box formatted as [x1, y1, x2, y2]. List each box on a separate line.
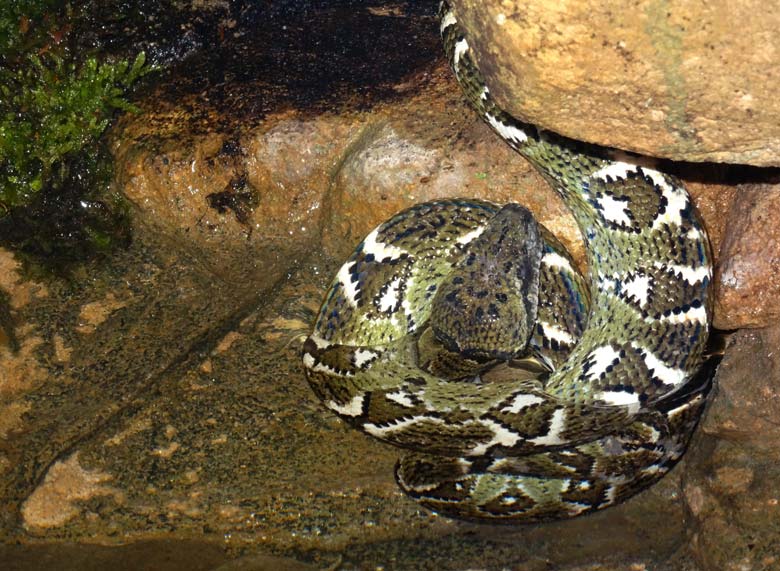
[302, 2, 715, 522]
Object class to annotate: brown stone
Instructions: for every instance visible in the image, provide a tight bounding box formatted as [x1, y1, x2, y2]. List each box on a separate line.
[450, 0, 780, 166]
[0, 249, 48, 400]
[698, 326, 780, 448]
[713, 183, 780, 329]
[111, 56, 759, 307]
[321, 72, 583, 265]
[0, 248, 47, 309]
[683, 324, 780, 570]
[685, 179, 739, 263]
[0, 402, 31, 442]
[111, 60, 756, 310]
[113, 66, 589, 280]
[76, 293, 130, 335]
[0, 327, 46, 399]
[21, 453, 122, 532]
[111, 108, 366, 283]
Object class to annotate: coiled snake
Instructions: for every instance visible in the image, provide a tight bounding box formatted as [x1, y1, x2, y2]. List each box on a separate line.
[302, 1, 716, 522]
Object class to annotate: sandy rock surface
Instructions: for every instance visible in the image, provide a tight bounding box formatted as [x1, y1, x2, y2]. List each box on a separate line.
[450, 0, 780, 166]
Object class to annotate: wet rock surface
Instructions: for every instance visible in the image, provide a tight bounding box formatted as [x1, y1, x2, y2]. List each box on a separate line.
[683, 325, 780, 571]
[450, 0, 780, 166]
[1, 2, 780, 571]
[713, 182, 780, 329]
[0, 237, 697, 570]
[109, 0, 443, 283]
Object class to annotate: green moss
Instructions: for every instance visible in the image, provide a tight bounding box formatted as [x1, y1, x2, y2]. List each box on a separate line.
[1, 51, 148, 211]
[0, 144, 132, 276]
[0, 0, 61, 53]
[0, 1, 152, 270]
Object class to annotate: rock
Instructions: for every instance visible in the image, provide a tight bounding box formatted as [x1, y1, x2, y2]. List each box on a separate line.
[321, 70, 583, 265]
[683, 325, 780, 571]
[111, 60, 588, 285]
[0, 241, 278, 535]
[449, 0, 780, 166]
[0, 249, 48, 311]
[696, 327, 780, 453]
[21, 453, 122, 531]
[111, 114, 360, 284]
[76, 293, 130, 335]
[108, 0, 443, 285]
[713, 183, 780, 329]
[112, 66, 589, 281]
[114, 68, 753, 331]
[683, 177, 739, 262]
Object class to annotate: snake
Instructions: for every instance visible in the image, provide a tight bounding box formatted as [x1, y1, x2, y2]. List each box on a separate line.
[301, 1, 716, 522]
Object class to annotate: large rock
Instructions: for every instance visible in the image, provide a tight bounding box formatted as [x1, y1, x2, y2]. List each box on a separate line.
[320, 70, 583, 263]
[112, 65, 587, 280]
[111, 114, 359, 284]
[450, 0, 780, 166]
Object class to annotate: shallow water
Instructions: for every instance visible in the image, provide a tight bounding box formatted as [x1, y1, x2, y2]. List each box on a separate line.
[0, 236, 700, 570]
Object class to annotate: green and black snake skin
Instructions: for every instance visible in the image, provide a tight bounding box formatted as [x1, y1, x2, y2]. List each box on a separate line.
[302, 1, 716, 522]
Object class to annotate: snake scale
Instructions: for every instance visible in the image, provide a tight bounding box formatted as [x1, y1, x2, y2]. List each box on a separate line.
[302, 1, 716, 522]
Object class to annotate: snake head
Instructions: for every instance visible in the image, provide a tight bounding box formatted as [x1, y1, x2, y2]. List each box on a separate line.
[429, 203, 544, 362]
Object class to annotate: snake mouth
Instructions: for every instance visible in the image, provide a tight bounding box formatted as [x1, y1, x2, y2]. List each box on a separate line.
[413, 322, 555, 384]
[460, 347, 517, 363]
